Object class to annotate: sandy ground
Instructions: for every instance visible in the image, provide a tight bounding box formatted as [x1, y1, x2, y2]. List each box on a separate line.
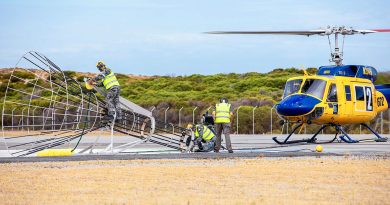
[0, 156, 389, 205]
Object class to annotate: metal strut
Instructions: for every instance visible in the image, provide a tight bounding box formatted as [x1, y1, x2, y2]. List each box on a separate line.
[338, 123, 388, 143]
[273, 123, 339, 145]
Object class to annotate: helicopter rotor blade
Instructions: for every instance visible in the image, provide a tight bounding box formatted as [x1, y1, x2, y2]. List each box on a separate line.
[206, 27, 390, 36]
[355, 29, 390, 34]
[205, 30, 325, 36]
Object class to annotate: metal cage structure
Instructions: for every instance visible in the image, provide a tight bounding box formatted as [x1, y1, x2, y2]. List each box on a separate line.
[1, 51, 185, 157]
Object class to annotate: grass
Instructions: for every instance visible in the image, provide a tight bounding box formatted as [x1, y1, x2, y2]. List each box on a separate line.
[0, 156, 389, 205]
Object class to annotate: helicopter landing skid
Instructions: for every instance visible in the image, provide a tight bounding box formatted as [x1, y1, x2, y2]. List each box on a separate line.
[272, 124, 338, 145]
[337, 124, 388, 143]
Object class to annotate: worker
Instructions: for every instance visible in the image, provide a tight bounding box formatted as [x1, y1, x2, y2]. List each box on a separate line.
[212, 97, 234, 153]
[89, 61, 122, 124]
[188, 124, 216, 152]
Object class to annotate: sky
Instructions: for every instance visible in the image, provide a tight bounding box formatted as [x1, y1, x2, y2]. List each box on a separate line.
[0, 0, 390, 75]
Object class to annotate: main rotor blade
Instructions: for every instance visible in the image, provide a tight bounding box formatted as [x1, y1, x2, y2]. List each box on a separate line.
[206, 30, 326, 36]
[206, 28, 390, 36]
[355, 29, 390, 34]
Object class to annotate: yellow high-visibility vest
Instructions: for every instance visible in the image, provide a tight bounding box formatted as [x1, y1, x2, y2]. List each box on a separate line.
[215, 103, 231, 123]
[102, 70, 120, 89]
[194, 125, 215, 141]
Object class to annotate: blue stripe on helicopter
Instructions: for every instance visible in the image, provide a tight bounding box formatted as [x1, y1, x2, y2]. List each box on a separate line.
[317, 65, 377, 83]
[276, 94, 321, 116]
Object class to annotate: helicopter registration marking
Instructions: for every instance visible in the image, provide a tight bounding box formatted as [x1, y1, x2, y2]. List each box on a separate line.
[377, 96, 385, 107]
[354, 85, 373, 112]
[366, 87, 373, 111]
[363, 67, 372, 75]
[323, 70, 330, 74]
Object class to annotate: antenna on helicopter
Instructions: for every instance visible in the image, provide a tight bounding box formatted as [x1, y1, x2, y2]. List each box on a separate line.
[206, 26, 390, 66]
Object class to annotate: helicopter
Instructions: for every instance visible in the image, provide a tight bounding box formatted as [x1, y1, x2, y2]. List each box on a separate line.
[207, 26, 390, 144]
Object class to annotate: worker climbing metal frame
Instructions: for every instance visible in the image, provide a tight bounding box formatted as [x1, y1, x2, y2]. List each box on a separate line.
[1, 51, 187, 157]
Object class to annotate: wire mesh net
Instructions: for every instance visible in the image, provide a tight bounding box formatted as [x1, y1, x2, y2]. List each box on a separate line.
[1, 51, 184, 156]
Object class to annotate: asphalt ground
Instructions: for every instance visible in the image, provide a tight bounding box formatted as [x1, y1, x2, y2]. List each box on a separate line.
[1, 133, 389, 163]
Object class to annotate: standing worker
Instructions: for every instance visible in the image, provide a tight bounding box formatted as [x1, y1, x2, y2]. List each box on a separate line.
[89, 61, 122, 125]
[212, 97, 234, 153]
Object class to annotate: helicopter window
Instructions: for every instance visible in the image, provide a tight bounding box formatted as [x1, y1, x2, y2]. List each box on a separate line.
[283, 79, 302, 98]
[345, 85, 351, 101]
[326, 84, 337, 102]
[355, 86, 364, 101]
[301, 79, 327, 99]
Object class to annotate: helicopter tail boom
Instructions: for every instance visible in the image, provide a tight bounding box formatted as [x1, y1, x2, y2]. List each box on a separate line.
[375, 84, 390, 109]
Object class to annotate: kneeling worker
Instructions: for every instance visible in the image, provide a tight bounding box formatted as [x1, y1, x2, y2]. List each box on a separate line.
[89, 61, 122, 124]
[188, 124, 216, 152]
[212, 97, 234, 153]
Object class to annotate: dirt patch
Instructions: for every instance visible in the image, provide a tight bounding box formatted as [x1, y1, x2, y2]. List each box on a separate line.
[0, 157, 389, 205]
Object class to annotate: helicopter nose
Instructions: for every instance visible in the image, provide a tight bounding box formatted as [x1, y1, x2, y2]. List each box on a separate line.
[276, 94, 321, 116]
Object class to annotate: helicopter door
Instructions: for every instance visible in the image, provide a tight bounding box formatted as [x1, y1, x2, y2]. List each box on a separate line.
[326, 83, 338, 114]
[343, 85, 353, 115]
[354, 85, 373, 112]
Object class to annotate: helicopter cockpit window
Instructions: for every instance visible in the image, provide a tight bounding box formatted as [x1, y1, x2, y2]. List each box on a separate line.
[301, 79, 327, 99]
[326, 84, 337, 102]
[283, 79, 302, 98]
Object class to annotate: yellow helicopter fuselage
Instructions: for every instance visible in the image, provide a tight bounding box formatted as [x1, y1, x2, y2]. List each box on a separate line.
[277, 70, 389, 126]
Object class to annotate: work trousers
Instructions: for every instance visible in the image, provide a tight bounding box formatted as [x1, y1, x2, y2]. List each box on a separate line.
[106, 86, 122, 120]
[215, 123, 232, 152]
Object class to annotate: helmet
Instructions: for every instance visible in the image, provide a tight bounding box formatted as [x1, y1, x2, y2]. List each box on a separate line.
[220, 97, 228, 103]
[186, 124, 193, 129]
[96, 61, 106, 71]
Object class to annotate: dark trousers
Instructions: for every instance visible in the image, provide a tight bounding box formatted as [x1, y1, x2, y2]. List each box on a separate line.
[215, 123, 232, 151]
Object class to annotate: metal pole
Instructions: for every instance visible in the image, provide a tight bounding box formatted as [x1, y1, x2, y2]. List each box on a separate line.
[270, 106, 275, 134]
[150, 106, 156, 116]
[32, 107, 38, 131]
[236, 106, 242, 134]
[42, 108, 46, 130]
[388, 109, 390, 134]
[21, 108, 26, 131]
[11, 108, 16, 131]
[192, 107, 198, 124]
[381, 111, 384, 134]
[252, 106, 257, 134]
[52, 108, 55, 131]
[179, 107, 183, 127]
[286, 121, 288, 134]
[164, 107, 170, 128]
[359, 125, 362, 134]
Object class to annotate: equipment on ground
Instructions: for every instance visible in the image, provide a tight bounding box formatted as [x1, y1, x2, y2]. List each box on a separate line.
[208, 26, 390, 144]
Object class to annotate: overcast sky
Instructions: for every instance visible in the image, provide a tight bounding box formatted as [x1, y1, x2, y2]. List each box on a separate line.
[1, 0, 389, 75]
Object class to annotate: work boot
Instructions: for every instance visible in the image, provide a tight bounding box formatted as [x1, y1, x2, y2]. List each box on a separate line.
[228, 150, 234, 153]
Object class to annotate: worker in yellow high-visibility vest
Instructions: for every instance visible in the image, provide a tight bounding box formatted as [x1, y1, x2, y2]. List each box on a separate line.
[89, 61, 122, 124]
[212, 97, 234, 153]
[193, 124, 216, 152]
